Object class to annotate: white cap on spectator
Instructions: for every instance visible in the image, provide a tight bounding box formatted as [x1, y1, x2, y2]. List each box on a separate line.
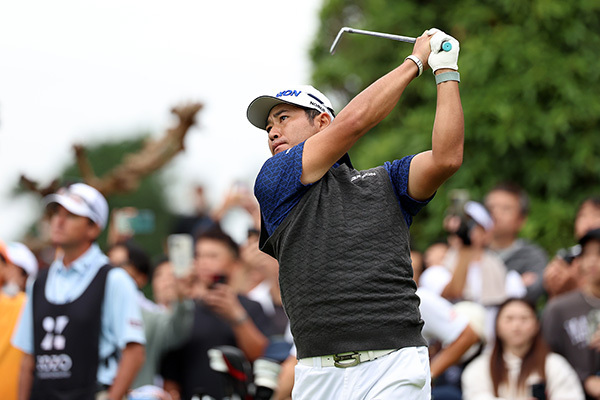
[43, 183, 109, 230]
[464, 201, 494, 231]
[4, 242, 38, 279]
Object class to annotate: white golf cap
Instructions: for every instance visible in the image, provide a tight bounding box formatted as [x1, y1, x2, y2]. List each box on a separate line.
[247, 85, 335, 130]
[4, 242, 38, 279]
[43, 183, 109, 230]
[464, 201, 494, 231]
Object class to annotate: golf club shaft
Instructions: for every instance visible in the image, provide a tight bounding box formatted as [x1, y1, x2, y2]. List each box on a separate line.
[346, 27, 416, 44]
[330, 27, 415, 54]
[330, 27, 452, 55]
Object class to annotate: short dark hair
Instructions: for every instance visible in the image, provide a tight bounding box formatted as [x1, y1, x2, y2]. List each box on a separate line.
[486, 182, 530, 216]
[578, 196, 600, 213]
[303, 107, 321, 123]
[110, 241, 151, 277]
[196, 228, 240, 259]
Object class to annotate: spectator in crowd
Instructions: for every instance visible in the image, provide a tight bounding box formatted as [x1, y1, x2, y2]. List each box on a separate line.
[0, 241, 38, 294]
[161, 228, 271, 400]
[542, 228, 600, 399]
[151, 257, 179, 310]
[424, 240, 449, 270]
[107, 241, 195, 390]
[484, 183, 548, 304]
[0, 241, 38, 400]
[412, 254, 482, 382]
[11, 183, 145, 400]
[412, 240, 449, 287]
[410, 250, 482, 400]
[544, 196, 600, 299]
[463, 298, 584, 399]
[421, 201, 525, 304]
[420, 201, 526, 342]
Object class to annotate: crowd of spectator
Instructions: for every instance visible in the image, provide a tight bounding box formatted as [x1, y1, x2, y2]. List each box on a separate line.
[1, 180, 599, 399]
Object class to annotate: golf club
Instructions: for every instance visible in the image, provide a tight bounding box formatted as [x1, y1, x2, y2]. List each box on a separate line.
[330, 27, 452, 55]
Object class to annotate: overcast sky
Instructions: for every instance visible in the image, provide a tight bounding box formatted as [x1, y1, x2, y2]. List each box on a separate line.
[0, 0, 324, 242]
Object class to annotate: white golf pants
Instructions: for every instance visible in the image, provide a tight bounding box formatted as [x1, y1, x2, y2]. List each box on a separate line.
[292, 346, 431, 400]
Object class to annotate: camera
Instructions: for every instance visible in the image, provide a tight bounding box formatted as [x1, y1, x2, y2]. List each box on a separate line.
[556, 244, 581, 265]
[445, 189, 475, 246]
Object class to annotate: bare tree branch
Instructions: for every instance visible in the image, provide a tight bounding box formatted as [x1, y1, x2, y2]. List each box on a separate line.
[20, 102, 203, 197]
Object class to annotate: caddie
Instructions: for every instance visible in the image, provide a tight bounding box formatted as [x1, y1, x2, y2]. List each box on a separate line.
[12, 183, 145, 400]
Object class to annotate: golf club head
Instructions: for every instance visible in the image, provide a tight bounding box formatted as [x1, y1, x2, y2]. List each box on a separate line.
[208, 345, 252, 399]
[330, 27, 351, 55]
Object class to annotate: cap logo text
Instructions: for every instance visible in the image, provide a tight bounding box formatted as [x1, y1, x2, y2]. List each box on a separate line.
[276, 90, 302, 98]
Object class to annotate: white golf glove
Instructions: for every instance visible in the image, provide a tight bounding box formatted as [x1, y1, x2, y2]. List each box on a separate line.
[426, 28, 460, 72]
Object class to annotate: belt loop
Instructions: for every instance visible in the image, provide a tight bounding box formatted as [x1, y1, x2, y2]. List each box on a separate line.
[368, 350, 374, 361]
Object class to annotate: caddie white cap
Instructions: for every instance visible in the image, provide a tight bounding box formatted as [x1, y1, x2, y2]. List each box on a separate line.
[4, 242, 38, 279]
[247, 85, 335, 130]
[43, 183, 109, 230]
[464, 201, 494, 231]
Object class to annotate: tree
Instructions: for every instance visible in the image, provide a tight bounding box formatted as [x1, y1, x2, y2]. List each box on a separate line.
[310, 0, 600, 253]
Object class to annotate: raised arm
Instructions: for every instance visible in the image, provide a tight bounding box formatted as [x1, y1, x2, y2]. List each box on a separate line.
[300, 31, 434, 184]
[408, 30, 464, 201]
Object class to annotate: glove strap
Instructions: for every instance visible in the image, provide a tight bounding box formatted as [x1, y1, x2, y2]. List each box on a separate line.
[435, 71, 460, 84]
[405, 55, 423, 77]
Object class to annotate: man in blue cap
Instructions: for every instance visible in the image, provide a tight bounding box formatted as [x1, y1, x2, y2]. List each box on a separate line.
[246, 28, 463, 399]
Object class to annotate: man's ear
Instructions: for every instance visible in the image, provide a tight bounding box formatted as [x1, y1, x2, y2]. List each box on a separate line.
[516, 214, 528, 231]
[315, 113, 332, 130]
[87, 223, 102, 243]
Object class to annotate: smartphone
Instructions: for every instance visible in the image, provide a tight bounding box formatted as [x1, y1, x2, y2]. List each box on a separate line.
[167, 234, 194, 278]
[447, 189, 470, 216]
[115, 209, 155, 235]
[209, 273, 227, 289]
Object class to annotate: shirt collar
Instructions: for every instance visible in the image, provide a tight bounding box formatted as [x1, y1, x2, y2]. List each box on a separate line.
[55, 243, 104, 275]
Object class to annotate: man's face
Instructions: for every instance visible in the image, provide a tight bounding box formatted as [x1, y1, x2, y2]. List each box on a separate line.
[265, 104, 322, 155]
[152, 261, 178, 306]
[48, 205, 100, 249]
[0, 257, 27, 292]
[195, 238, 236, 285]
[575, 202, 600, 240]
[108, 245, 129, 266]
[485, 190, 525, 238]
[580, 239, 600, 285]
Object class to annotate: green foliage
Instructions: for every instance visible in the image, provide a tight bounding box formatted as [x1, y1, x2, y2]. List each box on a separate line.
[310, 0, 600, 253]
[61, 136, 173, 258]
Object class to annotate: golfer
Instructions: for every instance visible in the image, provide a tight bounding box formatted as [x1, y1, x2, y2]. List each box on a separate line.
[246, 28, 463, 399]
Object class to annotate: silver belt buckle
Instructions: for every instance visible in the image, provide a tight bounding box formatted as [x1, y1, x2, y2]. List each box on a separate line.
[333, 352, 361, 368]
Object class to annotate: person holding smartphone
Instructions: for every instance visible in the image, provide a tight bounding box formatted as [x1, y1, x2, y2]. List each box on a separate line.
[462, 298, 584, 400]
[161, 228, 272, 400]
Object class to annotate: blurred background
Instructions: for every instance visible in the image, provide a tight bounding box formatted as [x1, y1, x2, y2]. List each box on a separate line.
[1, 0, 599, 256]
